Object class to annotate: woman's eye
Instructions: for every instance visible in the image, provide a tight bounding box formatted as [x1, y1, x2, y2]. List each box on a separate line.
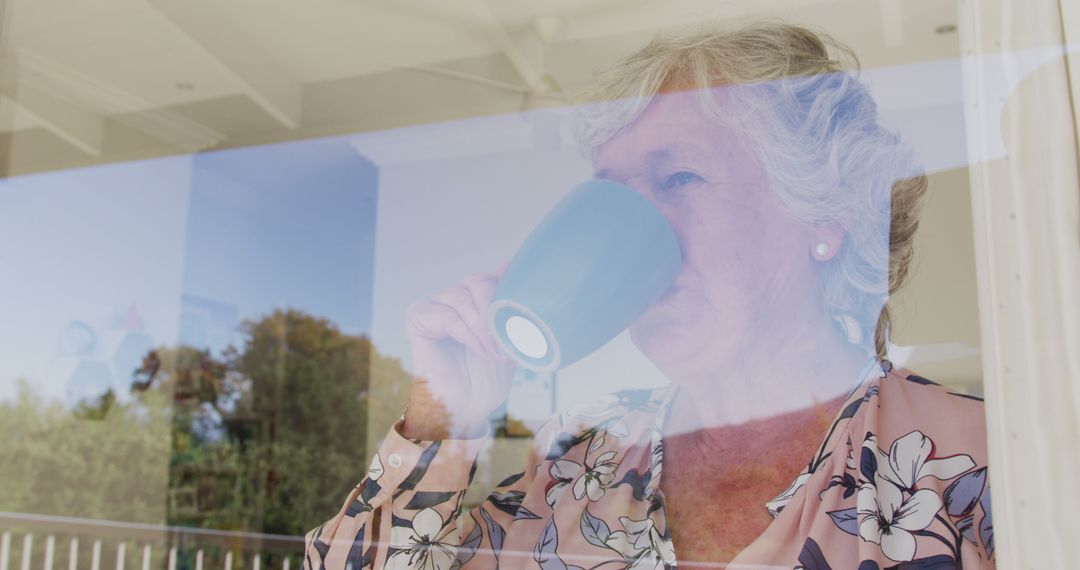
[660, 171, 702, 191]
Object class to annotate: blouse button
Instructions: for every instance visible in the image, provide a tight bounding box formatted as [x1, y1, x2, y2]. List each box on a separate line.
[387, 453, 404, 468]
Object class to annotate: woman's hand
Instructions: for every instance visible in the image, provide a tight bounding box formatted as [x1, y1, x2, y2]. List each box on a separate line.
[402, 265, 517, 440]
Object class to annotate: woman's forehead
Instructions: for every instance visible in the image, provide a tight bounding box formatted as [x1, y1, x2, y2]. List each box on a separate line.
[593, 94, 742, 168]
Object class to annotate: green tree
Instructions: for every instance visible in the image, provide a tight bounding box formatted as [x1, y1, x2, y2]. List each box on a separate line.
[0, 380, 171, 523]
[232, 309, 382, 535]
[165, 308, 413, 536]
[0, 308, 415, 542]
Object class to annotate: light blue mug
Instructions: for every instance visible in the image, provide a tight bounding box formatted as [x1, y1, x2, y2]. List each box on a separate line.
[489, 179, 683, 372]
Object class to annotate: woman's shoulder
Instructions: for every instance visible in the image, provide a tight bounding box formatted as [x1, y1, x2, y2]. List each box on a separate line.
[848, 359, 991, 473]
[873, 360, 987, 426]
[765, 361, 997, 566]
[880, 359, 983, 398]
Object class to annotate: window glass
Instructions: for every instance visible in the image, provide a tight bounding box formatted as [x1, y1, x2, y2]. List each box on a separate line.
[3, 1, 1052, 568]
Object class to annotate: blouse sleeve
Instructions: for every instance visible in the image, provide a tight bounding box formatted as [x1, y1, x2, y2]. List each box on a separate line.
[301, 414, 558, 570]
[869, 371, 997, 569]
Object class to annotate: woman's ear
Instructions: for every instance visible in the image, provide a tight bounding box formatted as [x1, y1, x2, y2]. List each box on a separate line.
[810, 223, 845, 261]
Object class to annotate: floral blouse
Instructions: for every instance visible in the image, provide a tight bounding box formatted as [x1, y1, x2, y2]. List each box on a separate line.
[303, 360, 995, 569]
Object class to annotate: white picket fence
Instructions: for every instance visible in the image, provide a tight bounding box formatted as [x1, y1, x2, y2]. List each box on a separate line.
[0, 513, 304, 570]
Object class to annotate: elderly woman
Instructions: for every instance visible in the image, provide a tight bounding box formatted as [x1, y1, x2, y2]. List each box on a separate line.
[304, 23, 994, 569]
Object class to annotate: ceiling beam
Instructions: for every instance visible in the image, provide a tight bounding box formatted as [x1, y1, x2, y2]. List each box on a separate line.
[0, 0, 21, 173]
[466, 0, 547, 89]
[0, 51, 105, 155]
[8, 49, 226, 153]
[879, 0, 905, 47]
[144, 0, 303, 129]
[0, 84, 104, 155]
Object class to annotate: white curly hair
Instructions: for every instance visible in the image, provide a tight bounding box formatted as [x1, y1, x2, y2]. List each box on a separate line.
[574, 21, 928, 357]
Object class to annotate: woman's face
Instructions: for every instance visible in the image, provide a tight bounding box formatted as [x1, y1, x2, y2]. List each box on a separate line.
[593, 90, 829, 380]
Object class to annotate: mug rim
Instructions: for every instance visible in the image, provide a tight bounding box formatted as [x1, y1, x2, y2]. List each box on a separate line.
[489, 298, 563, 373]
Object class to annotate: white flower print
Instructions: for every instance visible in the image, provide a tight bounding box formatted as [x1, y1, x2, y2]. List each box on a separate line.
[573, 450, 619, 502]
[856, 475, 943, 562]
[864, 431, 975, 490]
[545, 459, 582, 508]
[385, 508, 460, 570]
[367, 454, 384, 481]
[604, 517, 676, 570]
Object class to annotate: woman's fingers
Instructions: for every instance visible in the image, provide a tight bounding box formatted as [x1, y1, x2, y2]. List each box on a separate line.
[430, 284, 499, 357]
[405, 299, 493, 359]
[404, 267, 509, 362]
[462, 271, 498, 303]
[461, 272, 503, 348]
[401, 268, 517, 438]
[431, 284, 494, 354]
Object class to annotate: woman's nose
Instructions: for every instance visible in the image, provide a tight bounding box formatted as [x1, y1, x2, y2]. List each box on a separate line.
[613, 178, 682, 232]
[595, 169, 665, 211]
[597, 175, 682, 241]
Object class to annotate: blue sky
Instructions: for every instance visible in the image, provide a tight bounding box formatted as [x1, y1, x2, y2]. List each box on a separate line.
[180, 137, 378, 352]
[0, 136, 379, 404]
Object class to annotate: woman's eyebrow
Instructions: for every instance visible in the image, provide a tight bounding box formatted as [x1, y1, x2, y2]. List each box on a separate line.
[646, 148, 673, 164]
[648, 144, 711, 167]
[593, 144, 708, 178]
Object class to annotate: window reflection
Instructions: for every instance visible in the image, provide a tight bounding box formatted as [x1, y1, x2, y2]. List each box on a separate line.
[3, 0, 1070, 567]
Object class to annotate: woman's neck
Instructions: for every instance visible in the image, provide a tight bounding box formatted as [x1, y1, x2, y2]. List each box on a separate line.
[661, 308, 873, 438]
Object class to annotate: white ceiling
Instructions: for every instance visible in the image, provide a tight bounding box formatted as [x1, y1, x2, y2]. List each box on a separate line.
[0, 0, 964, 164]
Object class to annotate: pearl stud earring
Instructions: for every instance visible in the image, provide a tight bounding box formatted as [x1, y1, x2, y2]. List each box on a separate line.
[815, 243, 829, 257]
